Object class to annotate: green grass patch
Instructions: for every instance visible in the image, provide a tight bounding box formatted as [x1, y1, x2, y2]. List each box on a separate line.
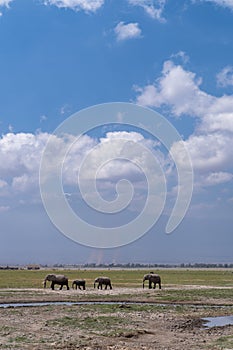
[8, 335, 30, 343]
[0, 268, 232, 289]
[211, 335, 233, 349]
[48, 314, 130, 336]
[147, 288, 232, 302]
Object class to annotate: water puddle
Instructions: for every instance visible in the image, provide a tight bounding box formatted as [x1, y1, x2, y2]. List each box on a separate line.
[203, 315, 233, 328]
[0, 301, 122, 308]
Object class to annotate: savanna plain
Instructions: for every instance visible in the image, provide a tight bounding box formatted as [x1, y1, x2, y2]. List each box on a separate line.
[0, 268, 232, 350]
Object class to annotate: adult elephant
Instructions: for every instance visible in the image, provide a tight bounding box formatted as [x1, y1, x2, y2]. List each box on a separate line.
[43, 274, 69, 290]
[94, 277, 112, 290]
[72, 279, 86, 290]
[142, 273, 161, 289]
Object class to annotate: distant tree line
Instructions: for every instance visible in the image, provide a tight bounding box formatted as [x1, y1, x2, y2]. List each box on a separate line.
[41, 262, 233, 269]
[1, 262, 232, 270]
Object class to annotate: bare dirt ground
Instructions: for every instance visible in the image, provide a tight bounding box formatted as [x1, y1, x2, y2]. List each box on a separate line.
[0, 287, 232, 349]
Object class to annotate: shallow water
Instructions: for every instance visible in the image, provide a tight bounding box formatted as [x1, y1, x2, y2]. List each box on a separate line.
[203, 315, 233, 328]
[0, 301, 121, 308]
[0, 300, 231, 309]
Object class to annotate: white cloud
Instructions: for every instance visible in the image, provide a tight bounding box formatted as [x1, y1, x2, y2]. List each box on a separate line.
[135, 60, 215, 117]
[199, 112, 233, 133]
[128, 0, 166, 22]
[216, 66, 233, 87]
[0, 0, 13, 16]
[170, 51, 190, 64]
[114, 22, 142, 41]
[0, 0, 13, 7]
[135, 58, 233, 128]
[180, 134, 233, 172]
[0, 206, 9, 212]
[0, 130, 168, 215]
[40, 115, 47, 123]
[0, 179, 7, 188]
[64, 131, 162, 184]
[0, 132, 49, 195]
[202, 172, 233, 186]
[135, 57, 233, 188]
[43, 0, 104, 12]
[201, 0, 233, 10]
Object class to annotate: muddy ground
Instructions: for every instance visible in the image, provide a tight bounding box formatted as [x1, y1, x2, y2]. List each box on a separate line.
[0, 287, 232, 350]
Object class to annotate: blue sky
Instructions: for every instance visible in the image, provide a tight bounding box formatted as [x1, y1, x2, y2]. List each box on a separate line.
[0, 0, 233, 265]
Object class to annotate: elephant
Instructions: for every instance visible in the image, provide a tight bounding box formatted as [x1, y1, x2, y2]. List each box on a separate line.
[94, 277, 112, 290]
[72, 279, 86, 290]
[43, 274, 69, 290]
[142, 273, 161, 289]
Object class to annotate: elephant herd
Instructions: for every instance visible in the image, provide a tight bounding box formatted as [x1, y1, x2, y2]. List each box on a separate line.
[43, 272, 161, 290]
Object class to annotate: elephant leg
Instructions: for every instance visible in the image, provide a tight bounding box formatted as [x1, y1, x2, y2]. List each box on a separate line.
[148, 281, 152, 289]
[105, 284, 107, 290]
[59, 284, 63, 290]
[78, 285, 81, 290]
[83, 284, 86, 290]
[51, 282, 55, 290]
[109, 283, 112, 290]
[66, 284, 69, 290]
[153, 283, 156, 289]
[100, 283, 103, 290]
[159, 283, 161, 289]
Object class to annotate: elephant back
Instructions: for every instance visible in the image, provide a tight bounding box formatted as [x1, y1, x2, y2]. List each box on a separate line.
[95, 276, 110, 282]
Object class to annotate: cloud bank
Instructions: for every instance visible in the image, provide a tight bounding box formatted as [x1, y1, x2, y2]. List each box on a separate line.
[0, 130, 166, 211]
[135, 58, 233, 189]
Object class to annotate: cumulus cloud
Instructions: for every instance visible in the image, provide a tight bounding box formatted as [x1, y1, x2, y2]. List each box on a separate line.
[114, 22, 142, 41]
[128, 0, 166, 22]
[216, 66, 233, 87]
[43, 0, 104, 12]
[0, 0, 13, 7]
[0, 130, 167, 213]
[0, 133, 49, 193]
[135, 57, 233, 189]
[63, 131, 164, 186]
[0, 0, 13, 15]
[202, 172, 233, 186]
[0, 131, 96, 208]
[135, 60, 215, 117]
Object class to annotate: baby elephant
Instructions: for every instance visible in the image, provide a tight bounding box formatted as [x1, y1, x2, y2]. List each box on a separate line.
[94, 277, 112, 290]
[72, 279, 86, 290]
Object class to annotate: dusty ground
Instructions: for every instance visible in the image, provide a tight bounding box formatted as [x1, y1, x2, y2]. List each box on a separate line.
[0, 287, 232, 349]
